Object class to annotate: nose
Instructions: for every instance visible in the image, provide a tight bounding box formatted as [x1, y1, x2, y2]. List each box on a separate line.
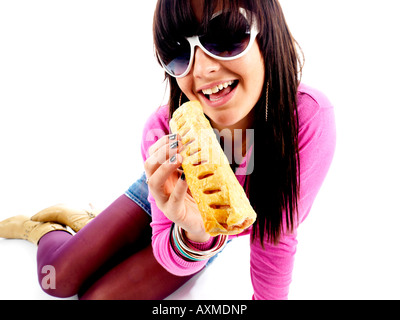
[191, 46, 220, 78]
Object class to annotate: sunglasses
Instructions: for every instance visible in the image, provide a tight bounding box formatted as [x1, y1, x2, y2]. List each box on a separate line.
[157, 8, 259, 78]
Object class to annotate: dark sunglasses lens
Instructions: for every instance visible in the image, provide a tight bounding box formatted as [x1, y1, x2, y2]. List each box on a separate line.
[200, 12, 251, 57]
[160, 40, 191, 76]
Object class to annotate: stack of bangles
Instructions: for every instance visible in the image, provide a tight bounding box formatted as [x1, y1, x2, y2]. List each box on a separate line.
[170, 223, 228, 262]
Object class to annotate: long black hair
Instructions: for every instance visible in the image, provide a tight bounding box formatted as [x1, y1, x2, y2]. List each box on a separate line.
[153, 0, 303, 245]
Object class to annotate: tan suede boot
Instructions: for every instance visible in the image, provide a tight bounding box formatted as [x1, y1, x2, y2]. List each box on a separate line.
[31, 204, 101, 233]
[0, 215, 70, 245]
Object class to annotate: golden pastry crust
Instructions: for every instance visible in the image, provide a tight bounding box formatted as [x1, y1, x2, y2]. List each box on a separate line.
[169, 101, 257, 236]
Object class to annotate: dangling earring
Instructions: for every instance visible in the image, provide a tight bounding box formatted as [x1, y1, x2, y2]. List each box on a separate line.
[179, 92, 183, 107]
[265, 82, 269, 122]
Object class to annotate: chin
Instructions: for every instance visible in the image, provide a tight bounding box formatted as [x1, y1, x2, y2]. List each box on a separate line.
[210, 117, 241, 130]
[207, 107, 252, 130]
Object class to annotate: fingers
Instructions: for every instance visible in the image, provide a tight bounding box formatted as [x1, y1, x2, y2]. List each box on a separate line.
[144, 133, 191, 223]
[145, 134, 181, 177]
[144, 133, 185, 205]
[148, 152, 183, 194]
[148, 133, 179, 158]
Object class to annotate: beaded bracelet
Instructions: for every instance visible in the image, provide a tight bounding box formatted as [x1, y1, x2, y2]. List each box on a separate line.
[169, 223, 228, 262]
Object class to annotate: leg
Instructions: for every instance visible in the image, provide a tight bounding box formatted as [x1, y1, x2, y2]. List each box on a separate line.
[36, 194, 152, 297]
[79, 244, 194, 300]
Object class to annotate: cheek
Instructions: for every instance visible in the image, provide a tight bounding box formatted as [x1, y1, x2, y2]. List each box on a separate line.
[176, 78, 195, 100]
[240, 50, 265, 97]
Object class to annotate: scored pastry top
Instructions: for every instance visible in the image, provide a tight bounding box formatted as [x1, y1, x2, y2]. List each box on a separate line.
[169, 101, 257, 236]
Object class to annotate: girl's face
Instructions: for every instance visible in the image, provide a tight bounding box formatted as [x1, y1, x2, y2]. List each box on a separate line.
[176, 1, 265, 132]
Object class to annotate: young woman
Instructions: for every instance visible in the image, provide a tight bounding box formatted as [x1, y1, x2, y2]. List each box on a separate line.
[0, 0, 335, 300]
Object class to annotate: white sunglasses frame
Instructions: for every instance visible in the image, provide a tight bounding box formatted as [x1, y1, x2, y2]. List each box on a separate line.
[158, 8, 259, 78]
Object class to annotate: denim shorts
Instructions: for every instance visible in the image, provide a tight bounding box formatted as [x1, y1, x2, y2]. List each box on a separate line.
[124, 172, 228, 266]
[125, 172, 152, 216]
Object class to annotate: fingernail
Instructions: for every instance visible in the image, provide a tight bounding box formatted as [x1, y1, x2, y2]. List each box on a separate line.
[169, 133, 177, 140]
[170, 155, 177, 163]
[170, 141, 179, 149]
[180, 172, 186, 180]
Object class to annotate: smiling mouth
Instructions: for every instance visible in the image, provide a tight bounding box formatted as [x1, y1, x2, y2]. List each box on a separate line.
[201, 80, 239, 102]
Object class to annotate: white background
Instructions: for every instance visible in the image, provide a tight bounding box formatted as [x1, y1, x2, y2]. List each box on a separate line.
[0, 0, 399, 300]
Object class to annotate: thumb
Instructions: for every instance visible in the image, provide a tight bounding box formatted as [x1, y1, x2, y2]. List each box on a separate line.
[169, 171, 188, 206]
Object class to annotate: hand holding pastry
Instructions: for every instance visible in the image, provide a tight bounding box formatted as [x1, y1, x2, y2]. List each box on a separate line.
[144, 133, 211, 242]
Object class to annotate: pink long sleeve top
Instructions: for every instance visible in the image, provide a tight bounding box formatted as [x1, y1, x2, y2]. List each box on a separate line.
[140, 83, 336, 300]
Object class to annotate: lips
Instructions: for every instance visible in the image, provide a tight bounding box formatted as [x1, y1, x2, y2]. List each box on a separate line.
[200, 80, 239, 102]
[201, 80, 235, 95]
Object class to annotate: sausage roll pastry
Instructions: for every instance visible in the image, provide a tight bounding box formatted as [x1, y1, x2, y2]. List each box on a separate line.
[169, 101, 257, 236]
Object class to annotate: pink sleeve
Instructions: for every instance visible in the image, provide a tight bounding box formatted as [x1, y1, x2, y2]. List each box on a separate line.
[250, 85, 336, 299]
[141, 106, 211, 276]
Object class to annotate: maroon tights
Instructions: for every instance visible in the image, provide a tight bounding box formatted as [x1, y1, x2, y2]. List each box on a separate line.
[36, 195, 193, 299]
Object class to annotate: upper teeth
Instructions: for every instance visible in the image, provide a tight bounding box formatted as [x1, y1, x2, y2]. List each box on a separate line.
[202, 80, 234, 95]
